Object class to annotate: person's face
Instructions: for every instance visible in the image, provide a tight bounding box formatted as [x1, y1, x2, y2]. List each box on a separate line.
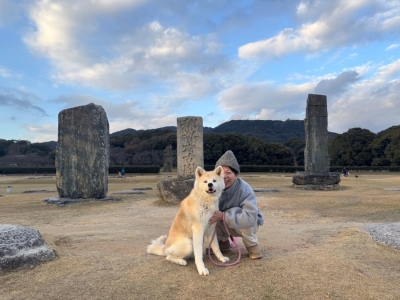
[222, 166, 237, 189]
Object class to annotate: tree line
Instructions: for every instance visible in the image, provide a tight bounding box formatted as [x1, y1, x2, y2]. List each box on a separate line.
[329, 126, 400, 166]
[1, 125, 399, 167]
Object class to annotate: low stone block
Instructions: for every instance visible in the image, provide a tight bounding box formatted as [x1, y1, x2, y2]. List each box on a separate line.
[0, 224, 55, 271]
[253, 188, 279, 193]
[292, 172, 341, 190]
[43, 196, 121, 206]
[157, 178, 194, 203]
[112, 190, 144, 194]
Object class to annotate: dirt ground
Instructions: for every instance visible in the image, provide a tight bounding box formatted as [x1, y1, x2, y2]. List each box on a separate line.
[1, 172, 400, 300]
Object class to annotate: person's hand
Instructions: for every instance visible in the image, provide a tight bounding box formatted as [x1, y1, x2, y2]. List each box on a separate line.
[209, 211, 223, 224]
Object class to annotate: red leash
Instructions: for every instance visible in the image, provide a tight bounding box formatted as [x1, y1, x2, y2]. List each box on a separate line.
[207, 212, 241, 266]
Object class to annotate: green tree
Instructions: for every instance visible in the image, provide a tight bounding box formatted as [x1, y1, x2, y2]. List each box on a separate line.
[284, 138, 305, 166]
[204, 133, 293, 166]
[329, 128, 375, 166]
[370, 126, 400, 166]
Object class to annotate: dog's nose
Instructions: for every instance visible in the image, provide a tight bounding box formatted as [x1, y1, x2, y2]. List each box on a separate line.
[208, 183, 213, 187]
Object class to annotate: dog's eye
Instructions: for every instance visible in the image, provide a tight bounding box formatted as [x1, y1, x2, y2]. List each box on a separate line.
[204, 181, 207, 183]
[213, 180, 216, 182]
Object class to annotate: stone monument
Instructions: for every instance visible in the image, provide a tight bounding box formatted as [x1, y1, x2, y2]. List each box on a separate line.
[0, 224, 55, 271]
[56, 103, 109, 199]
[292, 94, 340, 190]
[157, 117, 203, 203]
[177, 116, 204, 179]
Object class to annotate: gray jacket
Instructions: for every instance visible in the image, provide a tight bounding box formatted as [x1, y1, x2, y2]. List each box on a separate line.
[219, 177, 264, 229]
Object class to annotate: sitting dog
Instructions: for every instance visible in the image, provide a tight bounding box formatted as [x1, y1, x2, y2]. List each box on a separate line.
[147, 166, 229, 275]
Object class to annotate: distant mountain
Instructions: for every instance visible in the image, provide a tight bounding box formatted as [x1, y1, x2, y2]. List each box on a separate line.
[110, 126, 213, 136]
[37, 141, 57, 149]
[110, 128, 139, 136]
[211, 119, 337, 143]
[110, 120, 337, 144]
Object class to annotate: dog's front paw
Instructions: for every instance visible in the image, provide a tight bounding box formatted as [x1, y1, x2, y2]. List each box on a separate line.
[197, 266, 209, 276]
[218, 255, 230, 263]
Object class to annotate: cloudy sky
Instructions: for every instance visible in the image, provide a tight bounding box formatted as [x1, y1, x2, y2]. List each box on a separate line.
[1, 0, 399, 142]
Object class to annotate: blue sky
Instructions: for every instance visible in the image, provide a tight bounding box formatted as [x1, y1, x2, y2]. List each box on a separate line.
[1, 0, 399, 143]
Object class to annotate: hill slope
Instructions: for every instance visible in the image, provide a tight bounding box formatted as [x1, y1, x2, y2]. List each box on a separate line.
[110, 120, 337, 144]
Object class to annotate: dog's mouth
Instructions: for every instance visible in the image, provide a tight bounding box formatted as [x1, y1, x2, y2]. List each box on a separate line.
[206, 189, 216, 194]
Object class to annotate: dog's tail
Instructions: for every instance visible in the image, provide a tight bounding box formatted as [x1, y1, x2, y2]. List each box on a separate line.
[147, 235, 167, 256]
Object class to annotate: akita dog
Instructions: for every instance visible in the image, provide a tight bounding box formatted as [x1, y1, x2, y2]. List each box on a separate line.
[147, 166, 230, 275]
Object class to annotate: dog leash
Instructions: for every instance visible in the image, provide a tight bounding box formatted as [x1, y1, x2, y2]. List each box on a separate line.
[207, 212, 241, 266]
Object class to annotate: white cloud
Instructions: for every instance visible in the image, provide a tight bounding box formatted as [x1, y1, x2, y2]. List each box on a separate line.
[329, 59, 400, 133]
[385, 43, 399, 51]
[254, 108, 276, 120]
[375, 58, 400, 81]
[22, 0, 237, 119]
[24, 123, 58, 142]
[238, 0, 400, 60]
[51, 93, 180, 131]
[217, 81, 314, 118]
[314, 71, 360, 97]
[0, 87, 47, 116]
[0, 66, 21, 78]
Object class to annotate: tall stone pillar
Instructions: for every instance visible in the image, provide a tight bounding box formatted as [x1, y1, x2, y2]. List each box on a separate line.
[292, 94, 340, 190]
[157, 116, 204, 203]
[177, 117, 203, 179]
[56, 103, 109, 199]
[304, 94, 330, 173]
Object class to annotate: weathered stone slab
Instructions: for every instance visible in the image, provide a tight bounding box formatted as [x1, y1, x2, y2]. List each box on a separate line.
[253, 188, 279, 193]
[0, 224, 55, 271]
[112, 190, 144, 194]
[56, 103, 109, 199]
[43, 196, 120, 207]
[293, 94, 340, 190]
[22, 190, 56, 194]
[157, 179, 194, 203]
[177, 117, 203, 180]
[292, 172, 341, 190]
[133, 187, 153, 190]
[292, 172, 340, 185]
[304, 94, 329, 173]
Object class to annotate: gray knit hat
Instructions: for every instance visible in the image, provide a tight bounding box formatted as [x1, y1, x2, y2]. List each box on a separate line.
[215, 150, 240, 173]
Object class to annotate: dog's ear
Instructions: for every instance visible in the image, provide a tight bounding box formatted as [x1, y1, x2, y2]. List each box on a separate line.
[195, 166, 205, 178]
[215, 166, 224, 177]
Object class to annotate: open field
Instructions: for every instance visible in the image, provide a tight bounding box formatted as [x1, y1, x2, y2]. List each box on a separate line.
[1, 172, 400, 300]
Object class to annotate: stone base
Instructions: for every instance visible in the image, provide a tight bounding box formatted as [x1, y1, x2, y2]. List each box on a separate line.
[292, 183, 341, 190]
[43, 196, 121, 206]
[0, 224, 55, 271]
[157, 178, 194, 203]
[292, 172, 341, 190]
[253, 188, 279, 193]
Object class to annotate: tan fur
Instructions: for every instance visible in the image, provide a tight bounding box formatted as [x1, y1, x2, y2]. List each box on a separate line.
[147, 166, 229, 275]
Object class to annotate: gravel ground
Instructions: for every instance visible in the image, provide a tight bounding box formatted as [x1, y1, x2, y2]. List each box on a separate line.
[362, 222, 400, 250]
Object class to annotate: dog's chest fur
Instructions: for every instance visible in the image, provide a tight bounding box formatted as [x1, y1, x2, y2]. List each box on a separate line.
[197, 200, 218, 224]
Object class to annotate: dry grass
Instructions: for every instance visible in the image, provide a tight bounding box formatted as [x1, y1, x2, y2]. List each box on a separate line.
[1, 172, 400, 300]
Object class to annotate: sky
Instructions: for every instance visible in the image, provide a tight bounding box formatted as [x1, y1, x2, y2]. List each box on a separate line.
[1, 0, 400, 143]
